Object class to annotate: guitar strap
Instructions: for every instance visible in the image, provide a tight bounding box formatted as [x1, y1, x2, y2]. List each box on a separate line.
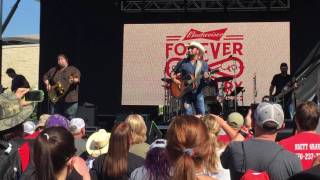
[194, 60, 203, 86]
[173, 58, 186, 74]
[194, 60, 203, 79]
[49, 67, 59, 85]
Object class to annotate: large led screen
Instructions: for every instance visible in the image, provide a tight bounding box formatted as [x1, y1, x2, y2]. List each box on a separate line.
[122, 22, 290, 106]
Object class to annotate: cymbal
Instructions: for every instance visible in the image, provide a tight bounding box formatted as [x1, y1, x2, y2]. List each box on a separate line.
[161, 77, 172, 83]
[214, 76, 233, 82]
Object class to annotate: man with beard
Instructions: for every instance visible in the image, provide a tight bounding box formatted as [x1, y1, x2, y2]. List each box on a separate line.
[170, 41, 210, 115]
[269, 63, 293, 119]
[43, 53, 81, 119]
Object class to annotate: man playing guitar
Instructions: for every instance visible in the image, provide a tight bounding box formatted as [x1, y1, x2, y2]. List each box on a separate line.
[43, 53, 81, 119]
[269, 63, 293, 119]
[170, 41, 210, 115]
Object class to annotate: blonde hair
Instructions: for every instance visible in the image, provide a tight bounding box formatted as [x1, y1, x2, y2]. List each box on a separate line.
[125, 114, 147, 144]
[201, 114, 225, 173]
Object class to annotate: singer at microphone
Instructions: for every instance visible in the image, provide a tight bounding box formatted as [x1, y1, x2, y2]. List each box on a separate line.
[170, 41, 209, 115]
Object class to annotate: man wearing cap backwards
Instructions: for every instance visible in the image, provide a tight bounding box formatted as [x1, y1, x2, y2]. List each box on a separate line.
[70, 118, 87, 156]
[170, 41, 210, 115]
[43, 53, 81, 119]
[269, 62, 294, 119]
[221, 102, 302, 180]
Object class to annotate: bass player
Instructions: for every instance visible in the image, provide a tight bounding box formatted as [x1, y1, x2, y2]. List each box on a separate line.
[269, 62, 293, 119]
[43, 53, 81, 119]
[170, 41, 210, 115]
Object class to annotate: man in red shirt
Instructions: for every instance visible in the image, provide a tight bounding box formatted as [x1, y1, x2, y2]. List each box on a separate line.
[279, 101, 320, 170]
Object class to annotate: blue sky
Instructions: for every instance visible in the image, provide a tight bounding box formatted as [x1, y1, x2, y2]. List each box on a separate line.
[2, 0, 40, 37]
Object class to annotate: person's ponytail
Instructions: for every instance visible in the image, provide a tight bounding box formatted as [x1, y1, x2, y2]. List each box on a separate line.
[166, 116, 212, 180]
[33, 127, 76, 180]
[207, 133, 219, 173]
[172, 153, 196, 180]
[34, 134, 56, 180]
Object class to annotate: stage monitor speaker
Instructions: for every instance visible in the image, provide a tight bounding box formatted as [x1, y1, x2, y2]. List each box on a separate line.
[222, 106, 250, 120]
[237, 106, 250, 117]
[85, 126, 99, 138]
[76, 103, 96, 126]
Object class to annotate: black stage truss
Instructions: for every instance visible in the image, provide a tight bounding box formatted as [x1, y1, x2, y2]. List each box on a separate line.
[120, 0, 290, 12]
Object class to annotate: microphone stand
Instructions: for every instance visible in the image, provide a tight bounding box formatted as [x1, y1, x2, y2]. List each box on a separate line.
[162, 63, 167, 123]
[220, 82, 225, 116]
[253, 73, 257, 104]
[241, 89, 245, 106]
[232, 56, 238, 112]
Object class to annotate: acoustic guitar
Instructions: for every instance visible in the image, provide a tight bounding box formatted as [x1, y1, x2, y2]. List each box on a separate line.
[171, 69, 219, 98]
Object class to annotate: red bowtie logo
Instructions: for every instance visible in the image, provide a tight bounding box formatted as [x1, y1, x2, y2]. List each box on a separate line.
[183, 28, 227, 41]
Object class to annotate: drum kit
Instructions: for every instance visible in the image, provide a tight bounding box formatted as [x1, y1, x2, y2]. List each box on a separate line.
[203, 76, 245, 116]
[161, 75, 245, 120]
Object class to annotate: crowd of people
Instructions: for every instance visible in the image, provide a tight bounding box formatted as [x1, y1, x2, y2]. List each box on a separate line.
[1, 87, 320, 180]
[1, 45, 320, 180]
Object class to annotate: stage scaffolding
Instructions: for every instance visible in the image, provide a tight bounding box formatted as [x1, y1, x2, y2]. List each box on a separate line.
[120, 0, 290, 13]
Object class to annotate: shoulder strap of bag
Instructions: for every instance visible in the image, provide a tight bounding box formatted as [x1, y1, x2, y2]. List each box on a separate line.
[241, 141, 283, 172]
[266, 147, 283, 171]
[241, 141, 247, 172]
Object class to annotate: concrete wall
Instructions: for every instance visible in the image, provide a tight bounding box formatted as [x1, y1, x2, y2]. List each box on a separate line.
[1, 44, 40, 91]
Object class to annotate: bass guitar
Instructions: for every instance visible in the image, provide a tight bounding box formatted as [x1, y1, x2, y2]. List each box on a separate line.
[271, 78, 299, 103]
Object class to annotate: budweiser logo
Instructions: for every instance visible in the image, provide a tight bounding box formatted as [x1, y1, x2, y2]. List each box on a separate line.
[183, 28, 227, 41]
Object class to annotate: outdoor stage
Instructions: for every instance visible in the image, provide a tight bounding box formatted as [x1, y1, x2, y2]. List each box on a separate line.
[39, 0, 320, 135]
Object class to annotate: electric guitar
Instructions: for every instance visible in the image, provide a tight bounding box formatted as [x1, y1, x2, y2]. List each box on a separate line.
[170, 69, 219, 98]
[48, 82, 65, 104]
[48, 74, 79, 104]
[271, 79, 299, 103]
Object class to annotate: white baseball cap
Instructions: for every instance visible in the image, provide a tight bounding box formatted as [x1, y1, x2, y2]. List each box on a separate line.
[70, 118, 85, 133]
[149, 139, 167, 150]
[254, 102, 284, 130]
[23, 121, 36, 134]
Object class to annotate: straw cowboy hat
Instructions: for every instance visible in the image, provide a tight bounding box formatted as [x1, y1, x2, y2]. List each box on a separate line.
[187, 41, 206, 55]
[36, 114, 50, 128]
[86, 129, 111, 157]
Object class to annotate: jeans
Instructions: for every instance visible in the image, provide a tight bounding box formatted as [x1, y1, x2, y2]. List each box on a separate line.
[50, 101, 78, 119]
[182, 92, 205, 115]
[282, 97, 293, 120]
